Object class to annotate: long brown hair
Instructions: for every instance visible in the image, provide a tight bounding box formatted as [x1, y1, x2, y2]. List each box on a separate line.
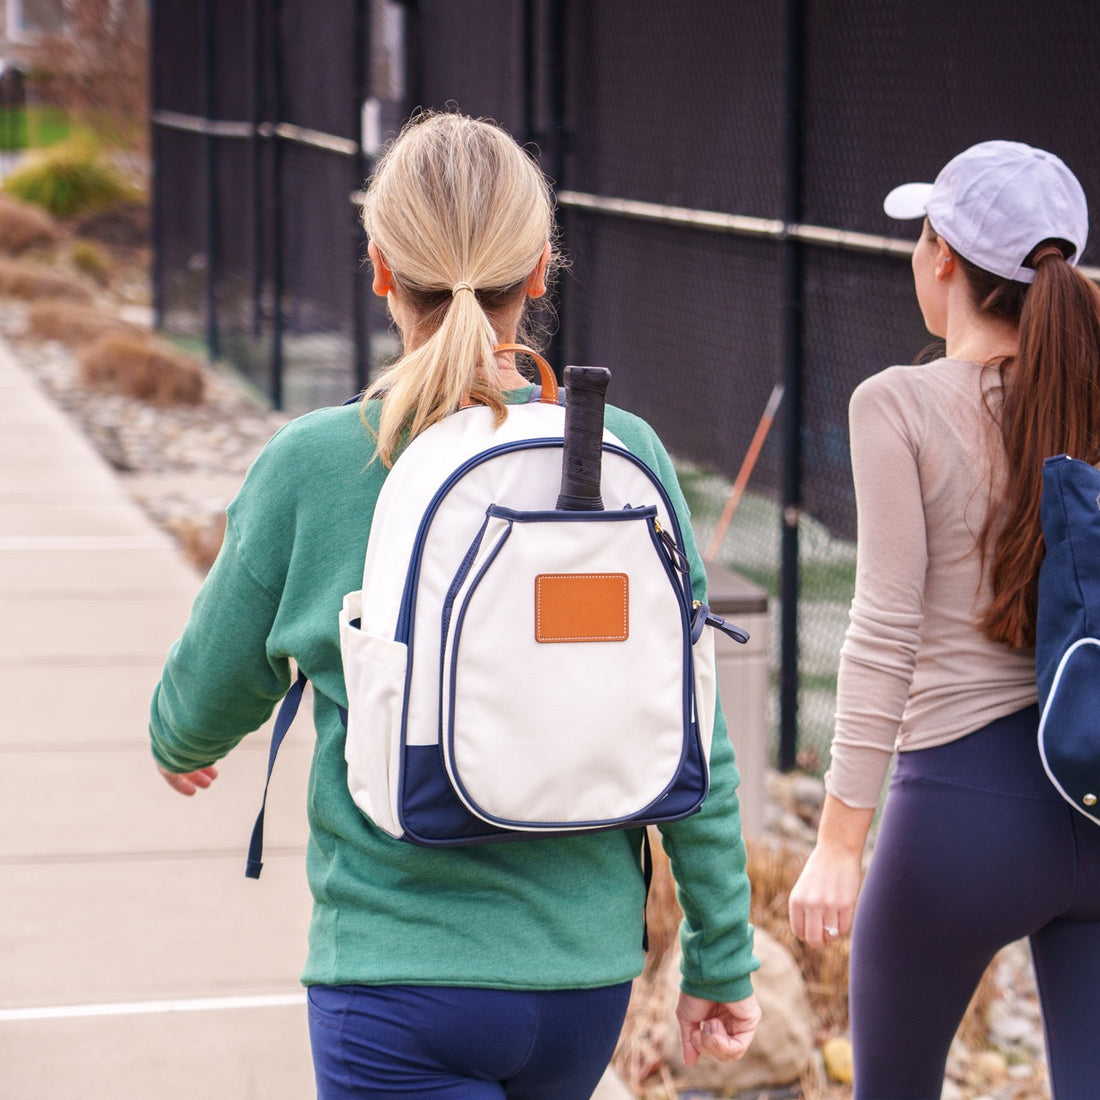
[974, 244, 1100, 648]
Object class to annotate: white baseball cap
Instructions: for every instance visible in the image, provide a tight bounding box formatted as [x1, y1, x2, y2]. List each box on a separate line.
[883, 140, 1089, 284]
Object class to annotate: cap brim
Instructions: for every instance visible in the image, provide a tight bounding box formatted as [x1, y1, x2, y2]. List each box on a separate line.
[883, 182, 933, 220]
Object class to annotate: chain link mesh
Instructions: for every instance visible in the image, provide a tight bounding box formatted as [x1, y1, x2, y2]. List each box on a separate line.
[153, 0, 1100, 769]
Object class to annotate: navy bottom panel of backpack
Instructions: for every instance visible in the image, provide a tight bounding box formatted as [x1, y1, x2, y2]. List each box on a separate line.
[398, 732, 709, 848]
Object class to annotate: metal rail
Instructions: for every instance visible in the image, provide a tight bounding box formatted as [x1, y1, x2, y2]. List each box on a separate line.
[151, 111, 359, 158]
[557, 188, 1100, 279]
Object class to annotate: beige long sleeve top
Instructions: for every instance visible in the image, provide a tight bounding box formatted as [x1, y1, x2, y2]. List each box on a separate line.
[825, 357, 1038, 809]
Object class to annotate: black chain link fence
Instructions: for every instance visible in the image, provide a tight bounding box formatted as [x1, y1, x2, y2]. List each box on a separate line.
[152, 0, 1100, 770]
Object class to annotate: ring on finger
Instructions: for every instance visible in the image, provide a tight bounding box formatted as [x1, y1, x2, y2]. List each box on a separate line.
[823, 924, 839, 938]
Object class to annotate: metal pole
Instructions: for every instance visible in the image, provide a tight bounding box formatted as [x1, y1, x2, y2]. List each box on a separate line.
[270, 0, 285, 409]
[402, 0, 423, 115]
[250, 0, 264, 341]
[542, 0, 566, 378]
[149, 4, 164, 330]
[521, 0, 535, 147]
[351, 0, 370, 394]
[779, 0, 805, 773]
[201, 0, 220, 362]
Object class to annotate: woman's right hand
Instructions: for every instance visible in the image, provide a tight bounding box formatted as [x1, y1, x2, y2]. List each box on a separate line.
[788, 793, 874, 948]
[788, 841, 863, 948]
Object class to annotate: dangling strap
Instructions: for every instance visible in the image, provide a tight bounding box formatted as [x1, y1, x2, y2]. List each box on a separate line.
[641, 827, 653, 952]
[690, 601, 750, 645]
[245, 669, 308, 879]
[493, 343, 559, 404]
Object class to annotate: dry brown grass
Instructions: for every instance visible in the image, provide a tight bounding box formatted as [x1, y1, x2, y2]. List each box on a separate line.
[0, 257, 93, 302]
[70, 239, 113, 285]
[79, 332, 205, 406]
[746, 838, 1001, 1051]
[26, 299, 143, 346]
[747, 839, 852, 1036]
[0, 194, 60, 255]
[614, 833, 1004, 1098]
[612, 838, 687, 1092]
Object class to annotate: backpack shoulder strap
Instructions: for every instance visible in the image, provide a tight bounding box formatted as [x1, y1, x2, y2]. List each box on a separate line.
[245, 669, 313, 879]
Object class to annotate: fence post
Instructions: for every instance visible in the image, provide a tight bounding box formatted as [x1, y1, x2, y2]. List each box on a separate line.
[201, 0, 220, 362]
[270, 0, 285, 409]
[779, 0, 805, 773]
[250, 0, 265, 342]
[352, 0, 370, 395]
[149, 10, 165, 332]
[540, 0, 566, 378]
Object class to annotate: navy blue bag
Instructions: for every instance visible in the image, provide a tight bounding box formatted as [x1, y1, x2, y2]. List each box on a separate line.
[1036, 454, 1100, 825]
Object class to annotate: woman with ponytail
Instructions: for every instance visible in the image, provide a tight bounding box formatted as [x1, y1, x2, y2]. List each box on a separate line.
[789, 140, 1100, 1098]
[149, 112, 759, 1098]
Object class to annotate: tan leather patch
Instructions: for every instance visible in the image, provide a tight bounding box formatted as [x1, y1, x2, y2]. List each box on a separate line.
[535, 573, 629, 643]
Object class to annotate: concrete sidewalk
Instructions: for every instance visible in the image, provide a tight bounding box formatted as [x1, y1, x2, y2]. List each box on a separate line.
[0, 344, 631, 1100]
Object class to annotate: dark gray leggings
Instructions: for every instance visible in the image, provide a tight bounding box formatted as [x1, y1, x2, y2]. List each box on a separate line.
[850, 706, 1100, 1100]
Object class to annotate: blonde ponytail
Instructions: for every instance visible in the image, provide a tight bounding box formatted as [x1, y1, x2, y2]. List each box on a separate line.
[361, 112, 558, 465]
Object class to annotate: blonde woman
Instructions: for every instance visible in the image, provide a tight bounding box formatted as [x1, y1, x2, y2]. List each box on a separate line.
[790, 141, 1100, 1099]
[150, 113, 759, 1099]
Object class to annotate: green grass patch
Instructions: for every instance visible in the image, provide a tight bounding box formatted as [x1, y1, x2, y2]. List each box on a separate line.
[0, 106, 73, 151]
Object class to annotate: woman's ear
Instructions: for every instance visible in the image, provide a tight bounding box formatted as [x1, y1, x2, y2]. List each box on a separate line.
[525, 241, 553, 299]
[368, 241, 394, 297]
[935, 239, 955, 280]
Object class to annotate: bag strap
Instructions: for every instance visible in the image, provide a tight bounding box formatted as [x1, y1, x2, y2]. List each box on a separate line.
[246, 669, 309, 879]
[494, 343, 559, 404]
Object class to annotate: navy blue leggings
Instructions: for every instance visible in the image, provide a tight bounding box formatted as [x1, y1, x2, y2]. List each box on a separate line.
[307, 981, 632, 1098]
[850, 706, 1100, 1099]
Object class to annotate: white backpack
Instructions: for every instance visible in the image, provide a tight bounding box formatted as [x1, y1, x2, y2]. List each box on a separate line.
[245, 351, 746, 874]
[338, 351, 746, 846]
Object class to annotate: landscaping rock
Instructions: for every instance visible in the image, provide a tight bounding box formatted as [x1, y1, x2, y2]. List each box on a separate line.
[822, 1036, 853, 1084]
[661, 928, 813, 1093]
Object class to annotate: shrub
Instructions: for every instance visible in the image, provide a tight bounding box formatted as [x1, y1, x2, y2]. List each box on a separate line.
[0, 194, 59, 254]
[79, 332, 205, 406]
[69, 238, 112, 285]
[26, 299, 141, 345]
[2, 140, 139, 218]
[0, 257, 92, 301]
[71, 201, 148, 250]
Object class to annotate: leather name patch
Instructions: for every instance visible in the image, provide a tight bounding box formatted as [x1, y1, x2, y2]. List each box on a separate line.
[534, 573, 629, 643]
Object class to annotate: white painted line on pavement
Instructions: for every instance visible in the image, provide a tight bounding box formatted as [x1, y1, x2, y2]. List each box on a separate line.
[0, 535, 174, 551]
[0, 992, 306, 1023]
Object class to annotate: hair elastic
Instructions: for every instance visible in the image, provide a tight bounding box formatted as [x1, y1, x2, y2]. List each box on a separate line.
[451, 281, 475, 297]
[1032, 246, 1065, 265]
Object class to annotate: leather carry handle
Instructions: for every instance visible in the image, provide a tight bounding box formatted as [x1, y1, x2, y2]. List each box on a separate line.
[494, 343, 558, 404]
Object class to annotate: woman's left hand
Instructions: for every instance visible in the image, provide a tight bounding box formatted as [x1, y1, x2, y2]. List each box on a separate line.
[157, 763, 219, 796]
[676, 991, 761, 1065]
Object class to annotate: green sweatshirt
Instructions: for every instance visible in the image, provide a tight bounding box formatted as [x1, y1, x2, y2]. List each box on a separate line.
[150, 388, 758, 1003]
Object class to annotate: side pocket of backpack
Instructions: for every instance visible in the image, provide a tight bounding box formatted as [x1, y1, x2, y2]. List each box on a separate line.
[691, 625, 717, 771]
[339, 591, 408, 838]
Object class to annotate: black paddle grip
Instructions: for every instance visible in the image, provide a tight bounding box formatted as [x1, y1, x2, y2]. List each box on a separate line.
[557, 365, 611, 511]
